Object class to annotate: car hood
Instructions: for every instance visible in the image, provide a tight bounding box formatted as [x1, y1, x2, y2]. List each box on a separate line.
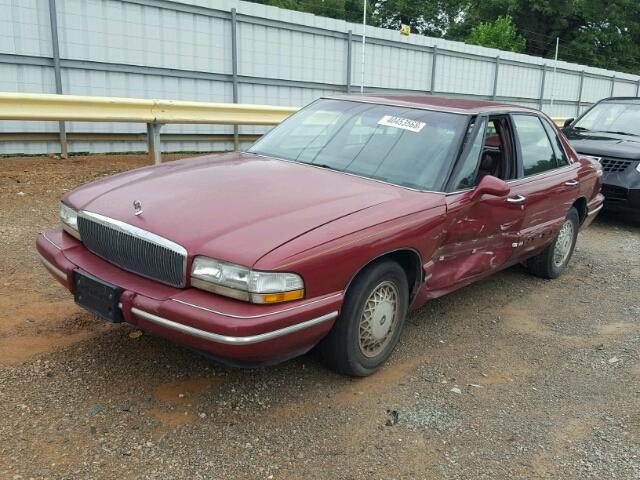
[64, 152, 411, 267]
[564, 129, 640, 160]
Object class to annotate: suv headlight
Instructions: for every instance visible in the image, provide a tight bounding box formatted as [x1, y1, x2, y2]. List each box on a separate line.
[191, 256, 304, 304]
[59, 202, 81, 239]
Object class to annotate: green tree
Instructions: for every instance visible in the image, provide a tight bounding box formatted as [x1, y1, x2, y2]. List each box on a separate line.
[374, 0, 470, 37]
[464, 0, 640, 72]
[466, 15, 526, 52]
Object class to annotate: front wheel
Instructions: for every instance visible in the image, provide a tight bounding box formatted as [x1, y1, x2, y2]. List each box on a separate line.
[318, 260, 409, 377]
[527, 207, 580, 279]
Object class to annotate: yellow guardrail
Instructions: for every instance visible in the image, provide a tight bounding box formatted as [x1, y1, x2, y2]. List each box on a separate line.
[0, 92, 568, 125]
[0, 92, 299, 124]
[0, 92, 570, 162]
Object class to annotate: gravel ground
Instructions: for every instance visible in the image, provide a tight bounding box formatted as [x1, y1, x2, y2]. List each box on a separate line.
[1, 154, 639, 480]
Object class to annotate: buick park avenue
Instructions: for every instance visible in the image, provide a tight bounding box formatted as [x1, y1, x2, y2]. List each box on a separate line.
[37, 95, 604, 376]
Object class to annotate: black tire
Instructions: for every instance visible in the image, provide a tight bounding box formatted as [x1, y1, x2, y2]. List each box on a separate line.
[319, 260, 409, 377]
[527, 207, 580, 279]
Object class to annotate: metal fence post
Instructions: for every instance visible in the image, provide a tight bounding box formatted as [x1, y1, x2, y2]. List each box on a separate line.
[576, 70, 585, 116]
[538, 64, 547, 110]
[147, 123, 162, 164]
[610, 75, 615, 96]
[637, 79, 640, 97]
[47, 0, 68, 158]
[346, 30, 352, 93]
[231, 8, 239, 151]
[430, 46, 438, 94]
[492, 56, 500, 100]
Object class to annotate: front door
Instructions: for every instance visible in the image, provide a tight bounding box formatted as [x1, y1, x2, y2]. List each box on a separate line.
[427, 115, 526, 292]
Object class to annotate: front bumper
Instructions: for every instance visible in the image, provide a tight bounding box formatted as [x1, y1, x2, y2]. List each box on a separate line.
[36, 229, 342, 366]
[600, 166, 640, 211]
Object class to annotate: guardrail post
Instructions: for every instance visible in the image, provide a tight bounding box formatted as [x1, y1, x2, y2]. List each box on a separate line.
[492, 56, 500, 100]
[346, 30, 353, 94]
[430, 46, 438, 95]
[538, 64, 547, 110]
[47, 0, 68, 158]
[147, 123, 162, 164]
[231, 8, 239, 151]
[610, 75, 615, 96]
[637, 79, 640, 97]
[576, 70, 585, 116]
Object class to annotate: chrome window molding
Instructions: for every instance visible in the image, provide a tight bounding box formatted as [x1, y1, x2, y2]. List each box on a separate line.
[131, 307, 338, 345]
[444, 165, 577, 196]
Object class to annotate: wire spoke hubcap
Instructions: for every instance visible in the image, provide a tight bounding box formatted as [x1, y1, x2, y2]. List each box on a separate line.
[553, 219, 574, 267]
[358, 281, 399, 358]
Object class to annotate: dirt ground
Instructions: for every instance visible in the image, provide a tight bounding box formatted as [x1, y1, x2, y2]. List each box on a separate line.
[1, 154, 639, 480]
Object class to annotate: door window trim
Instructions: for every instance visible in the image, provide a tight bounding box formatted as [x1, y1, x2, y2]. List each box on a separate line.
[511, 112, 567, 177]
[445, 115, 488, 192]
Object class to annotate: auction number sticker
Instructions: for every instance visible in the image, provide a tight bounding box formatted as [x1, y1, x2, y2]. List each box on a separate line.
[377, 115, 426, 133]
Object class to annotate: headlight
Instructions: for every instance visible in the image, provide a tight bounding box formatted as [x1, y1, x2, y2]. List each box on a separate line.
[59, 202, 81, 239]
[636, 162, 640, 173]
[191, 256, 304, 304]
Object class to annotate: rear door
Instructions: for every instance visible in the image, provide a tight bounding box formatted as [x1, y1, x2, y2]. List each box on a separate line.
[509, 114, 580, 259]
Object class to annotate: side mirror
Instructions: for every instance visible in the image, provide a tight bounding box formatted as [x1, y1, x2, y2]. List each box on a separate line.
[471, 175, 510, 201]
[563, 117, 575, 129]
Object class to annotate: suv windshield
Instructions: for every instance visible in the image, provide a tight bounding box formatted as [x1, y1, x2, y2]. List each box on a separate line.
[248, 99, 468, 191]
[573, 101, 640, 136]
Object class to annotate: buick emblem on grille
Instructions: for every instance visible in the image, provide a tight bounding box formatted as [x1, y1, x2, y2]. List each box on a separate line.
[133, 200, 143, 216]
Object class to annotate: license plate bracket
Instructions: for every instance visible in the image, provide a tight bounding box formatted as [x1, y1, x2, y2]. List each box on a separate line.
[73, 270, 123, 323]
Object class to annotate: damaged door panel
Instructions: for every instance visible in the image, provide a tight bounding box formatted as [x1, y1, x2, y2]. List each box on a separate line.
[427, 187, 524, 290]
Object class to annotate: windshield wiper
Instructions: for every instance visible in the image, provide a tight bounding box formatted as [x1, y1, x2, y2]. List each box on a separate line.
[312, 163, 343, 172]
[595, 130, 638, 137]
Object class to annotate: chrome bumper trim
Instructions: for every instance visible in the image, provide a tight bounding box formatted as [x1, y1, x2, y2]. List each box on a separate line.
[42, 232, 62, 250]
[131, 308, 338, 345]
[38, 252, 67, 281]
[170, 292, 343, 319]
[587, 204, 603, 217]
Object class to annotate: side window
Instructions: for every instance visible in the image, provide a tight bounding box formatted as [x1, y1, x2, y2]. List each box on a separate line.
[541, 118, 570, 166]
[513, 115, 557, 176]
[449, 117, 487, 190]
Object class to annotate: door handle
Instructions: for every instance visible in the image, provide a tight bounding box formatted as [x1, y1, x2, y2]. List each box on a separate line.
[506, 195, 526, 204]
[564, 179, 578, 187]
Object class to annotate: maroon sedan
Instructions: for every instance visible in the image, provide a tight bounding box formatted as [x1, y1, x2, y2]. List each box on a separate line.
[37, 95, 604, 376]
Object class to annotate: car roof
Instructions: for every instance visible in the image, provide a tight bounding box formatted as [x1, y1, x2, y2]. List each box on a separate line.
[325, 94, 541, 115]
[597, 96, 640, 104]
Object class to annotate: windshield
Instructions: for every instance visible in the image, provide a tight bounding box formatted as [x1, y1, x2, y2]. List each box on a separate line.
[248, 99, 468, 191]
[573, 101, 640, 136]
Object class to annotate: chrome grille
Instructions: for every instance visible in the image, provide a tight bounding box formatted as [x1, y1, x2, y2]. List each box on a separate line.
[599, 157, 634, 173]
[77, 211, 187, 287]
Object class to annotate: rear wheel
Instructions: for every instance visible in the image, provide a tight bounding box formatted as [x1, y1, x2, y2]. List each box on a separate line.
[527, 207, 579, 279]
[319, 260, 409, 377]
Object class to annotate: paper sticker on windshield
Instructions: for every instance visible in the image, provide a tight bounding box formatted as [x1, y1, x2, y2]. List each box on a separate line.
[377, 115, 426, 133]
